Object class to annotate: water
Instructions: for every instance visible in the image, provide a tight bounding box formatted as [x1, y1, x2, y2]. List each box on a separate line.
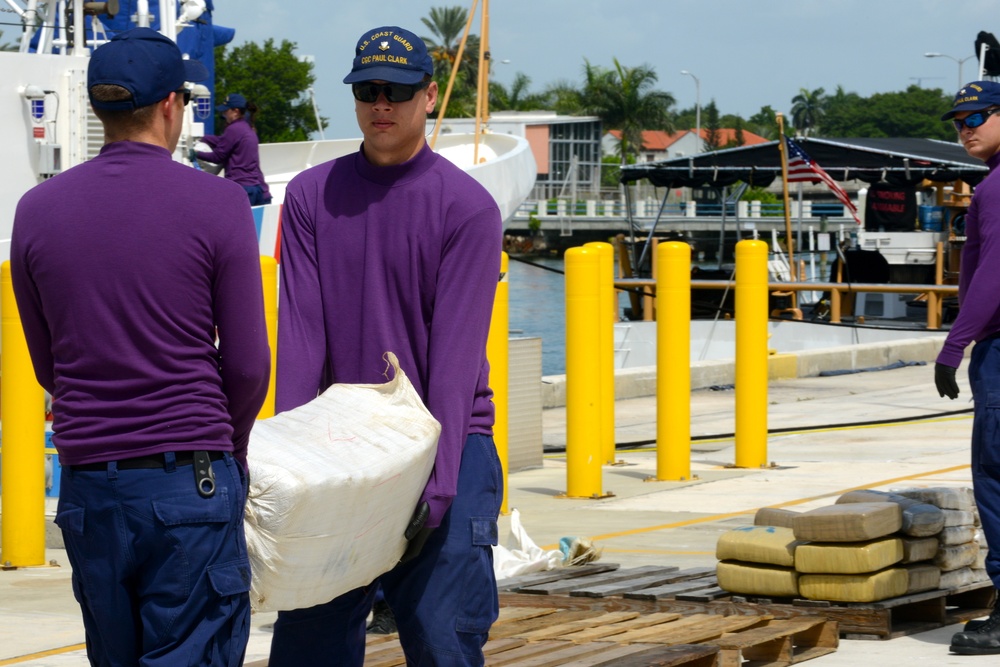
[507, 256, 567, 377]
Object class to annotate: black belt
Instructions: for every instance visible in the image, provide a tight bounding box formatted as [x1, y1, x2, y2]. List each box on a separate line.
[70, 451, 225, 471]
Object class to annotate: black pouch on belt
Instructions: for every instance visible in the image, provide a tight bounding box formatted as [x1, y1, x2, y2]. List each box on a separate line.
[193, 451, 216, 498]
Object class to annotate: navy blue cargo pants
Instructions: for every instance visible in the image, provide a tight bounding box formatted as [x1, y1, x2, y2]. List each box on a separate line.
[268, 433, 503, 667]
[970, 335, 1000, 588]
[55, 453, 251, 666]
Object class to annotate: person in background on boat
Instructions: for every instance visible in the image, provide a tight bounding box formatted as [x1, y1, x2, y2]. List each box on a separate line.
[267, 25, 503, 667]
[935, 79, 1000, 656]
[193, 92, 272, 205]
[10, 27, 270, 666]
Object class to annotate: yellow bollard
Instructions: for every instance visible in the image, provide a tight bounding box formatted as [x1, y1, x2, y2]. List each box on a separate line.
[655, 242, 691, 480]
[1, 261, 46, 567]
[257, 256, 278, 420]
[734, 240, 769, 468]
[584, 241, 616, 465]
[564, 247, 603, 498]
[487, 253, 510, 514]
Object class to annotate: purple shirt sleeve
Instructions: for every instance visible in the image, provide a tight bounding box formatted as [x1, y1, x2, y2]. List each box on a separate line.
[275, 190, 328, 412]
[421, 207, 500, 526]
[938, 156, 1000, 368]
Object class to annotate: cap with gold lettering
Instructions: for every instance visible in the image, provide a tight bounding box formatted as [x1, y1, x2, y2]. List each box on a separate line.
[942, 80, 1000, 120]
[343, 26, 434, 85]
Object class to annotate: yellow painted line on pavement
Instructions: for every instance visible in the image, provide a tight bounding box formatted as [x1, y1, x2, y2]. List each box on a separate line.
[0, 645, 86, 665]
[540, 463, 971, 550]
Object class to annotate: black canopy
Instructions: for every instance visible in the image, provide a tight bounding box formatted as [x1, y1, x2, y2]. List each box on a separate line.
[619, 137, 988, 189]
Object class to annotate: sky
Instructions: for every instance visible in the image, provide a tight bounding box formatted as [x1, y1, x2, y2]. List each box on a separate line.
[212, 0, 997, 140]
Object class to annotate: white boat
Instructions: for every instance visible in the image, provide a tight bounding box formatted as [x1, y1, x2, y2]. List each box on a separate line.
[0, 0, 537, 263]
[257, 131, 537, 228]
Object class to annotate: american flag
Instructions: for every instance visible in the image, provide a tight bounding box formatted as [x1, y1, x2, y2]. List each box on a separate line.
[785, 137, 861, 224]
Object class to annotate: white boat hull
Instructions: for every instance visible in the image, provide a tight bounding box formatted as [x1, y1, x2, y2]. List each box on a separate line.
[258, 132, 536, 228]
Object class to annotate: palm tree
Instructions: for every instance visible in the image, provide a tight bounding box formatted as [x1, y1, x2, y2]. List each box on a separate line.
[421, 7, 481, 83]
[421, 6, 482, 118]
[581, 58, 674, 164]
[790, 87, 826, 136]
[490, 73, 548, 111]
[0, 30, 18, 52]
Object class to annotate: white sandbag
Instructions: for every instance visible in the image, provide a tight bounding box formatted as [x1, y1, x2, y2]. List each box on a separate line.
[244, 353, 440, 613]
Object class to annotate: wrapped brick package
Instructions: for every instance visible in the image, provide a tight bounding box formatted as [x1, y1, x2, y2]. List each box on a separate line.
[793, 502, 902, 542]
[836, 489, 944, 537]
[243, 354, 440, 612]
[795, 537, 903, 574]
[716, 526, 801, 567]
[753, 507, 799, 529]
[799, 568, 908, 603]
[716, 560, 799, 598]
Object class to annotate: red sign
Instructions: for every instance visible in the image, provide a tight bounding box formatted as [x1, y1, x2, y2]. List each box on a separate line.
[33, 126, 44, 139]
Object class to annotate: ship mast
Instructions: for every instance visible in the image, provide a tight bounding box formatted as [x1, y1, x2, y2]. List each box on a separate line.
[430, 0, 490, 160]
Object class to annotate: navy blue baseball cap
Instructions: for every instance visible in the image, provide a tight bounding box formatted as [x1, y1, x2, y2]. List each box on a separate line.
[343, 26, 434, 85]
[88, 27, 208, 110]
[942, 80, 1000, 120]
[216, 93, 247, 112]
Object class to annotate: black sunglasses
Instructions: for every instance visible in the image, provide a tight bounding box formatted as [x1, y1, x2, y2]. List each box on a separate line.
[953, 108, 1000, 131]
[174, 88, 192, 106]
[351, 80, 429, 104]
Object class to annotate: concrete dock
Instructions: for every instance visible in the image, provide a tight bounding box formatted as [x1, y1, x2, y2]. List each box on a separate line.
[0, 361, 991, 666]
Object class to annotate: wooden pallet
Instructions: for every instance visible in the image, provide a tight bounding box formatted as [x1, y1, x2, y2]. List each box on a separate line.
[498, 564, 997, 640]
[355, 604, 837, 667]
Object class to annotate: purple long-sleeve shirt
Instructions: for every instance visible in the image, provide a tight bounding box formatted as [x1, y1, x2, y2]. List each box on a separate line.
[276, 142, 501, 528]
[938, 153, 1000, 368]
[11, 141, 271, 469]
[197, 117, 271, 198]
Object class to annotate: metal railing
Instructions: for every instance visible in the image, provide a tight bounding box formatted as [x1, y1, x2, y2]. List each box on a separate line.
[511, 199, 849, 221]
[614, 278, 958, 330]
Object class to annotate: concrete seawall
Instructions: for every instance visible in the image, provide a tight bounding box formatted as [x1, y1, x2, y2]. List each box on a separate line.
[540, 336, 948, 409]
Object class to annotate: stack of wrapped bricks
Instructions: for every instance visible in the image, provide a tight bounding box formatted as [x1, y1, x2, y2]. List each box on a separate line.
[716, 487, 989, 603]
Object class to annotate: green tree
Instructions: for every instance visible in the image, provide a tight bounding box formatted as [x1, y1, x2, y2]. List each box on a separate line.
[489, 73, 548, 111]
[0, 30, 18, 52]
[601, 154, 628, 188]
[422, 5, 481, 118]
[722, 118, 746, 149]
[580, 58, 674, 164]
[747, 105, 780, 139]
[214, 39, 322, 143]
[790, 87, 826, 136]
[820, 85, 953, 139]
[703, 100, 722, 151]
[542, 80, 587, 115]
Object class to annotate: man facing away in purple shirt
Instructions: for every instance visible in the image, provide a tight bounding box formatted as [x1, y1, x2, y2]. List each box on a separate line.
[267, 25, 503, 667]
[10, 28, 270, 666]
[936, 80, 1000, 656]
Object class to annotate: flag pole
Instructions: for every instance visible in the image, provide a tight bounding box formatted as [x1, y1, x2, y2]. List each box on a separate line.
[775, 113, 796, 305]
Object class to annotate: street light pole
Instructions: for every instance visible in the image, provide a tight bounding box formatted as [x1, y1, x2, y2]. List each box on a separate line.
[680, 70, 701, 154]
[924, 52, 976, 89]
